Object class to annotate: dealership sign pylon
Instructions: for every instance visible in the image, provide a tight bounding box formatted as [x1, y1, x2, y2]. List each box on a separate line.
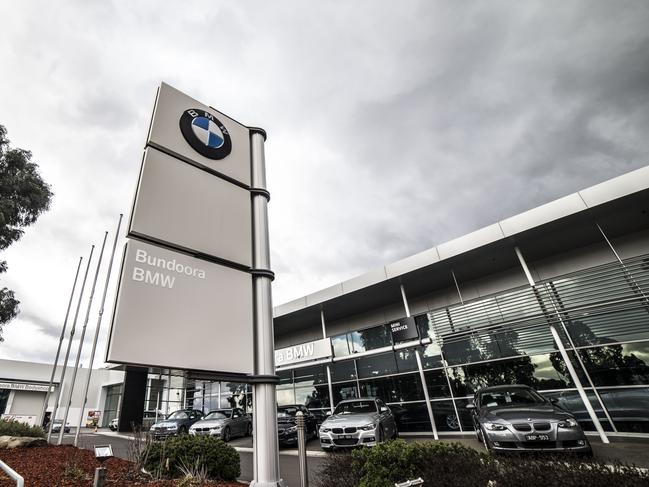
[106, 82, 284, 486]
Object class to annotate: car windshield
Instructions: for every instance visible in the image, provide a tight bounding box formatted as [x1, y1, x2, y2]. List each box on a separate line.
[167, 411, 189, 420]
[333, 400, 377, 415]
[277, 407, 299, 417]
[204, 411, 231, 420]
[479, 389, 546, 407]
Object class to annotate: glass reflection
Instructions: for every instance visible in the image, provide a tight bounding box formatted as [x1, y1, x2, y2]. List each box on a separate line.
[330, 361, 356, 382]
[389, 402, 432, 432]
[597, 387, 649, 433]
[357, 352, 398, 379]
[449, 353, 572, 396]
[578, 342, 649, 387]
[350, 324, 392, 353]
[332, 381, 359, 404]
[430, 400, 461, 431]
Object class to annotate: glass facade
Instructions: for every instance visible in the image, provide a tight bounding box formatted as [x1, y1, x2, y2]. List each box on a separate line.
[273, 253, 649, 435]
[143, 253, 649, 436]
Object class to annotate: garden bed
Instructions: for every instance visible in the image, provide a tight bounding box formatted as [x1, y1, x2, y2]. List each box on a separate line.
[0, 445, 241, 487]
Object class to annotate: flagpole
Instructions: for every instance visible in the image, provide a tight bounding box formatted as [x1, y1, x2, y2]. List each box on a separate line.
[74, 215, 122, 446]
[58, 231, 108, 445]
[38, 256, 83, 429]
[47, 245, 95, 443]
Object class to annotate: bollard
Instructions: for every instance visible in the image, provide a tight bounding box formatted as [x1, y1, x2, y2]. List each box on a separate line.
[296, 411, 309, 487]
[93, 467, 106, 487]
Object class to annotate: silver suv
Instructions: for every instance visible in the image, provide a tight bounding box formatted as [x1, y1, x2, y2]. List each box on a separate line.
[319, 398, 398, 450]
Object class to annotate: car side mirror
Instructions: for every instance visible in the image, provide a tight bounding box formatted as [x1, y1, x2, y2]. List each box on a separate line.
[380, 406, 389, 413]
[325, 411, 332, 416]
[466, 403, 476, 410]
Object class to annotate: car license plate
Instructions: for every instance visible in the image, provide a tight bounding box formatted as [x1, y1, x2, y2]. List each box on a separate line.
[526, 434, 550, 441]
[338, 435, 353, 439]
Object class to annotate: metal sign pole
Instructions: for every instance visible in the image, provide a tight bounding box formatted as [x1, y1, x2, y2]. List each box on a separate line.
[38, 256, 83, 428]
[47, 245, 95, 443]
[74, 215, 123, 446]
[249, 130, 284, 487]
[58, 232, 108, 445]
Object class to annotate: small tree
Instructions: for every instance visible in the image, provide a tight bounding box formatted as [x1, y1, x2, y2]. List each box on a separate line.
[0, 124, 53, 341]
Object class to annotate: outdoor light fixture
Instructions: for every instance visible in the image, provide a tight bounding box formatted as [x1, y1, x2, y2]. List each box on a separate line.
[394, 478, 424, 487]
[93, 445, 113, 487]
[94, 444, 113, 462]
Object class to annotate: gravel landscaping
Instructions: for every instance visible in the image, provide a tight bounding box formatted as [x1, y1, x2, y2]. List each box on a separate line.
[0, 444, 242, 487]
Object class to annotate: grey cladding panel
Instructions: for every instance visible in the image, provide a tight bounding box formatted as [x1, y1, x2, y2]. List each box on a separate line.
[130, 147, 252, 267]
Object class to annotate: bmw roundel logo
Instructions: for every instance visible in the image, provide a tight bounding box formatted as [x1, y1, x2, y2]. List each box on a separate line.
[179, 108, 232, 160]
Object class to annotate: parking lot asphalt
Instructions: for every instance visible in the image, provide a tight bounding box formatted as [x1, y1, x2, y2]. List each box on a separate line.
[58, 429, 649, 486]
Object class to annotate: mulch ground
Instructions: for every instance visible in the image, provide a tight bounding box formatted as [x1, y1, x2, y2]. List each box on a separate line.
[0, 445, 242, 487]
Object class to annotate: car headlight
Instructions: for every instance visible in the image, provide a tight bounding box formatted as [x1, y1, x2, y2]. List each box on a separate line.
[558, 418, 578, 428]
[360, 424, 376, 431]
[286, 426, 297, 433]
[211, 425, 222, 431]
[484, 422, 507, 431]
[168, 423, 178, 430]
[320, 427, 331, 433]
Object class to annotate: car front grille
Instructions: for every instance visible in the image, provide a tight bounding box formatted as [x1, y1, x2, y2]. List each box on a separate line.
[333, 438, 358, 446]
[513, 423, 532, 431]
[332, 428, 344, 434]
[521, 441, 556, 449]
[533, 422, 551, 431]
[194, 428, 211, 432]
[344, 427, 357, 434]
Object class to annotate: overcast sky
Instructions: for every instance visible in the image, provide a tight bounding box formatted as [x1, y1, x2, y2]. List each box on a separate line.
[1, 1, 648, 366]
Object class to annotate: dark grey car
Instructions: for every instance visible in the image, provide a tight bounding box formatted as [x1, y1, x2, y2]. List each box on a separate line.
[467, 385, 591, 454]
[319, 398, 398, 450]
[149, 409, 203, 440]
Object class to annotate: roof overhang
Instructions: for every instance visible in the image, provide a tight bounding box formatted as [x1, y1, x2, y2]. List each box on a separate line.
[274, 166, 649, 335]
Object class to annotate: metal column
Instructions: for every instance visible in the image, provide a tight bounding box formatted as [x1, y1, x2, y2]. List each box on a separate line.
[325, 365, 334, 414]
[400, 283, 439, 439]
[514, 246, 609, 443]
[320, 308, 327, 339]
[250, 130, 284, 487]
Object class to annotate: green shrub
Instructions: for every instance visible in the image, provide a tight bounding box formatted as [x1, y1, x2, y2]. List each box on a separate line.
[141, 434, 240, 481]
[0, 418, 45, 438]
[350, 439, 495, 487]
[316, 439, 649, 487]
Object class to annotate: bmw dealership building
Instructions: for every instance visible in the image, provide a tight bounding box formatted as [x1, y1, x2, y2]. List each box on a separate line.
[3, 166, 648, 438]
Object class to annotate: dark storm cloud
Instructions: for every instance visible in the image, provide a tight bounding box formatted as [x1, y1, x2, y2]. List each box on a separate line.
[267, 0, 649, 292]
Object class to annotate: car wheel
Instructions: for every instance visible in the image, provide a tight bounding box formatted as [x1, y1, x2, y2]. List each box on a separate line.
[223, 426, 231, 442]
[245, 422, 252, 437]
[446, 415, 460, 431]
